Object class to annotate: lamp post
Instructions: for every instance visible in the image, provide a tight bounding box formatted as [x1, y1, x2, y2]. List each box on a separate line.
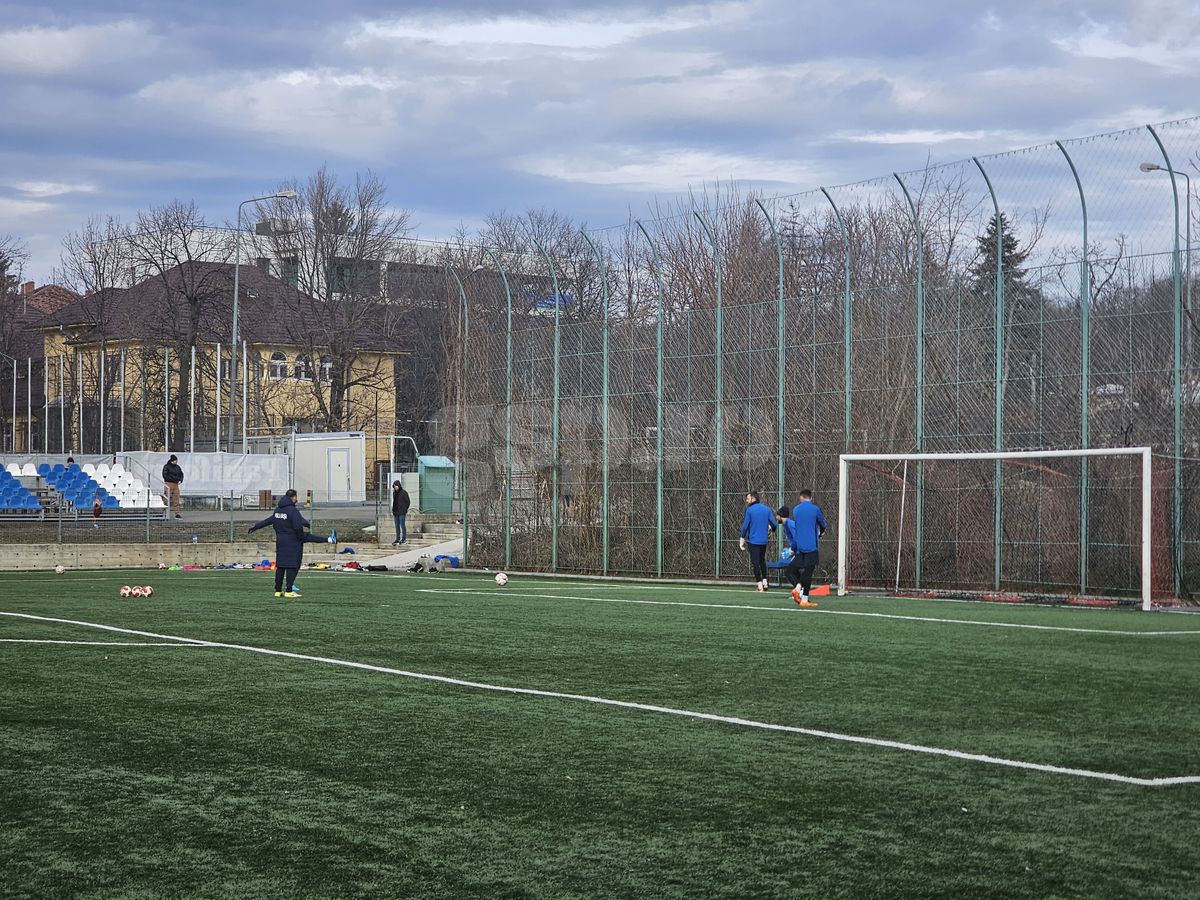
[229, 190, 298, 450]
[1141, 162, 1192, 370]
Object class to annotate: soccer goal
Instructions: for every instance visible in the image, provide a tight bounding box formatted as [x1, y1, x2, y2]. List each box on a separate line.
[836, 447, 1156, 609]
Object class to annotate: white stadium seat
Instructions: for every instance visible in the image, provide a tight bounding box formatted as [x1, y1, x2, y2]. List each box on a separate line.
[82, 464, 95, 475]
[5, 464, 20, 476]
[21, 463, 36, 476]
[110, 463, 125, 475]
[96, 464, 110, 477]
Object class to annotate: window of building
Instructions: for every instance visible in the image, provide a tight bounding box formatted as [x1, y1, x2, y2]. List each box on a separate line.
[319, 355, 333, 382]
[268, 352, 288, 379]
[329, 257, 379, 294]
[281, 257, 299, 288]
[255, 257, 271, 274]
[294, 355, 313, 381]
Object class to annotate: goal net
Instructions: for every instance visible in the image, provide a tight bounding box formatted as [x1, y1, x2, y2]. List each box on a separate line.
[836, 448, 1163, 609]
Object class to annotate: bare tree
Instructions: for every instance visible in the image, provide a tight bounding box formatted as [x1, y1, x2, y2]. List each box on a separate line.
[125, 201, 232, 448]
[255, 167, 412, 433]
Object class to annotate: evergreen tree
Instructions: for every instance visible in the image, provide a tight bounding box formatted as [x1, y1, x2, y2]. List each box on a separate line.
[970, 212, 1030, 300]
[970, 212, 1044, 409]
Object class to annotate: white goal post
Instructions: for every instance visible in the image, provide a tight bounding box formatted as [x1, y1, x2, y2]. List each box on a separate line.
[836, 447, 1153, 609]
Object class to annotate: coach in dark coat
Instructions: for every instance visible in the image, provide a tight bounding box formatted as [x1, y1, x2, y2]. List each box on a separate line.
[249, 489, 329, 598]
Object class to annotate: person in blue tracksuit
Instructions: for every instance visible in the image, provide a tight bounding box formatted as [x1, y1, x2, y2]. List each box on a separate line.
[787, 489, 827, 604]
[248, 489, 331, 598]
[776, 505, 819, 607]
[740, 491, 777, 591]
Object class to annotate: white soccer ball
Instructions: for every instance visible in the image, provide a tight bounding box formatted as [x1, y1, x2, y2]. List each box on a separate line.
[119, 585, 132, 597]
[157, 562, 167, 570]
[54, 565, 65, 575]
[494, 572, 509, 586]
[142, 585, 154, 598]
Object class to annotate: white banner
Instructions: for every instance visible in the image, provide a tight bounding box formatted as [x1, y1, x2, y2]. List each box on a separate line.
[123, 451, 289, 497]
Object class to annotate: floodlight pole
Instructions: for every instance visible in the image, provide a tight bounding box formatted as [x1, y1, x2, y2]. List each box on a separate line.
[230, 191, 296, 452]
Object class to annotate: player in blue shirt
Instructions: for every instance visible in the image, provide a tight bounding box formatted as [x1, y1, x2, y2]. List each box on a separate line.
[776, 504, 819, 607]
[740, 491, 777, 592]
[786, 489, 826, 605]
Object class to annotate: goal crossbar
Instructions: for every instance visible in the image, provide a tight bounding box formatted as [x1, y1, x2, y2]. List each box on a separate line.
[836, 447, 1153, 609]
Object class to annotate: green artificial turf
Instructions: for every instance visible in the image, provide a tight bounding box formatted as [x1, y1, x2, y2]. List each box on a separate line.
[2, 570, 1198, 899]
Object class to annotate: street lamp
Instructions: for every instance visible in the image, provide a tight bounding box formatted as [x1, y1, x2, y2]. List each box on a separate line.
[1141, 162, 1192, 370]
[229, 190, 298, 450]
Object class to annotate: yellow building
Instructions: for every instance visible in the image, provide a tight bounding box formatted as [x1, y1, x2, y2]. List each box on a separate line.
[23, 262, 405, 483]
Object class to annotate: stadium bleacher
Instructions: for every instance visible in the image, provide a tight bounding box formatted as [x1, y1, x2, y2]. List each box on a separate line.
[0, 462, 167, 519]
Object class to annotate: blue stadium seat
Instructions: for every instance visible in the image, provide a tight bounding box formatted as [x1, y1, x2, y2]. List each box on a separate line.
[37, 463, 49, 476]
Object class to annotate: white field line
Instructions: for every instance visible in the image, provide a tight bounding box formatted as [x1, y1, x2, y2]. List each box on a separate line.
[0, 639, 201, 646]
[0, 610, 1196, 788]
[416, 589, 1200, 637]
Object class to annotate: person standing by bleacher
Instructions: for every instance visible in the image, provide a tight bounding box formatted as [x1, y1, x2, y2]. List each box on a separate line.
[161, 454, 184, 519]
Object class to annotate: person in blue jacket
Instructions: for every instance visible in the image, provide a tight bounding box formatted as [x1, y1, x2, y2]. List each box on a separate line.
[787, 489, 827, 605]
[776, 505, 819, 607]
[248, 489, 332, 599]
[740, 491, 777, 592]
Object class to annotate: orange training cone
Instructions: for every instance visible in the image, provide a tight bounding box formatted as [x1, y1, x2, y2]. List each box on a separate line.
[809, 584, 830, 597]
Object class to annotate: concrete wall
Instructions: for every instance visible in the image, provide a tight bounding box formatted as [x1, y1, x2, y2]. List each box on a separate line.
[0, 542, 389, 571]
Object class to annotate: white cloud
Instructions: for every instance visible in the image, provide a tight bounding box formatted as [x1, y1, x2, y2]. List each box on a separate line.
[12, 181, 96, 198]
[0, 196, 52, 219]
[0, 20, 160, 76]
[1053, 23, 1200, 70]
[833, 129, 1015, 146]
[515, 146, 821, 191]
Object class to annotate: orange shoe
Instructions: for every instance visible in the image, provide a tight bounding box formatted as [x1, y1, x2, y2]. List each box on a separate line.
[791, 587, 804, 605]
[797, 599, 819, 608]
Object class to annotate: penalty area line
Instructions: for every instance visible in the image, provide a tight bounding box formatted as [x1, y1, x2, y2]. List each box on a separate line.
[0, 610, 1195, 788]
[415, 589, 1200, 637]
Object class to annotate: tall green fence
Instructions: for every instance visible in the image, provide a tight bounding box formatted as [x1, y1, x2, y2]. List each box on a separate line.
[453, 119, 1200, 600]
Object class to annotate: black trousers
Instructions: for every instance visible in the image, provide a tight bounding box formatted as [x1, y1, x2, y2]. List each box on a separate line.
[274, 566, 299, 593]
[747, 543, 769, 582]
[785, 550, 819, 594]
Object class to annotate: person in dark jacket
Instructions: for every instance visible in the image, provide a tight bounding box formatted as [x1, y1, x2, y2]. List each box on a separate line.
[391, 480, 411, 545]
[161, 454, 184, 519]
[248, 489, 331, 598]
[740, 490, 777, 592]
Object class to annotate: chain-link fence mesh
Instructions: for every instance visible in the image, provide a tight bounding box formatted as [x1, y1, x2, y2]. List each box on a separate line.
[455, 119, 1200, 602]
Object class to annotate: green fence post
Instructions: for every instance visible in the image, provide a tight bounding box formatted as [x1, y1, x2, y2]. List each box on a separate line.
[894, 173, 925, 589]
[446, 265, 469, 568]
[1056, 139, 1090, 595]
[482, 248, 514, 570]
[579, 230, 610, 575]
[973, 157, 1004, 592]
[820, 188, 853, 452]
[1147, 124, 1184, 598]
[693, 211, 724, 577]
[634, 221, 666, 578]
[533, 240, 563, 572]
[754, 198, 786, 552]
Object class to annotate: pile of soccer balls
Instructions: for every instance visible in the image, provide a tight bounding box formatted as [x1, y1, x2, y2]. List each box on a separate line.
[119, 585, 155, 598]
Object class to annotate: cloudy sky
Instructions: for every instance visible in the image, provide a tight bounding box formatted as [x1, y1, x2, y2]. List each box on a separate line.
[2, 0, 1198, 281]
